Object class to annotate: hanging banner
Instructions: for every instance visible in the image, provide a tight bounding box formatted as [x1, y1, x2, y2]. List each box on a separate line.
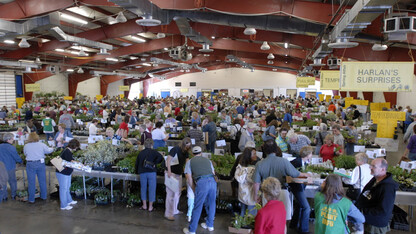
[370, 102, 391, 111]
[119, 86, 130, 91]
[95, 95, 103, 101]
[320, 70, 340, 90]
[325, 95, 331, 102]
[16, 98, 25, 109]
[371, 111, 405, 138]
[318, 94, 325, 102]
[345, 97, 353, 101]
[296, 77, 315, 88]
[63, 96, 73, 100]
[340, 61, 414, 91]
[25, 83, 40, 92]
[334, 95, 341, 99]
[119, 94, 125, 99]
[345, 100, 369, 108]
[180, 88, 189, 93]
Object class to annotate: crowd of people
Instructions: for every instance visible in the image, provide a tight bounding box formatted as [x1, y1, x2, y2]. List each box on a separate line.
[0, 93, 409, 234]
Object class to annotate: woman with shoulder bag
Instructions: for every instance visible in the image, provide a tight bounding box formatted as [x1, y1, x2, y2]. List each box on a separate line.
[135, 138, 163, 212]
[343, 153, 372, 202]
[56, 139, 80, 210]
[234, 148, 257, 217]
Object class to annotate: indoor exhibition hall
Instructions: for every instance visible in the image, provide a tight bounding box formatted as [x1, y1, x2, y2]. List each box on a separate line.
[0, 0, 416, 234]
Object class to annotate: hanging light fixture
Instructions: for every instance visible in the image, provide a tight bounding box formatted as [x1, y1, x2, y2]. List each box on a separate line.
[267, 60, 274, 64]
[77, 67, 84, 73]
[78, 48, 87, 57]
[156, 33, 166, 39]
[115, 12, 127, 23]
[136, 1, 161, 26]
[35, 57, 41, 64]
[260, 41, 270, 50]
[267, 53, 275, 59]
[18, 38, 30, 48]
[243, 27, 256, 35]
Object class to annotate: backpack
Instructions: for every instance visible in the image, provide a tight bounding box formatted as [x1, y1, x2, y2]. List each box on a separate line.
[235, 125, 242, 142]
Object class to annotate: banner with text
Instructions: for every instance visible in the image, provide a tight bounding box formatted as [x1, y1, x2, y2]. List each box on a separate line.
[119, 86, 130, 91]
[371, 111, 405, 138]
[370, 102, 391, 111]
[95, 95, 103, 101]
[296, 77, 315, 88]
[25, 83, 40, 92]
[320, 70, 340, 90]
[340, 61, 414, 91]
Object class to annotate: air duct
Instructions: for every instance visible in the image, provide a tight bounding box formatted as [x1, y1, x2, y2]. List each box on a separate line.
[0, 60, 40, 68]
[49, 27, 113, 51]
[0, 12, 60, 37]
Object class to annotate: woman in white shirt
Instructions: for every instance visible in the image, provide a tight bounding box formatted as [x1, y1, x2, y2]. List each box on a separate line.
[343, 152, 373, 192]
[152, 121, 168, 149]
[89, 119, 99, 136]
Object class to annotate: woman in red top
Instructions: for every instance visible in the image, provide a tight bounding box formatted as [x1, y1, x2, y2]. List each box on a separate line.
[117, 115, 130, 138]
[254, 177, 286, 234]
[328, 102, 336, 113]
[319, 134, 342, 164]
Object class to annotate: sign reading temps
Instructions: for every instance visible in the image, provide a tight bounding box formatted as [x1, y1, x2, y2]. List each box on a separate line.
[320, 70, 340, 90]
[296, 77, 315, 88]
[340, 62, 414, 91]
[119, 86, 130, 91]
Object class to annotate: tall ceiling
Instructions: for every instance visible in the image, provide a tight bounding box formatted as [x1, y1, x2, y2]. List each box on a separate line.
[0, 0, 415, 83]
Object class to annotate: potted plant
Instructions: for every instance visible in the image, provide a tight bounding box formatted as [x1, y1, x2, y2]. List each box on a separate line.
[229, 206, 260, 233]
[94, 189, 110, 205]
[125, 193, 141, 208]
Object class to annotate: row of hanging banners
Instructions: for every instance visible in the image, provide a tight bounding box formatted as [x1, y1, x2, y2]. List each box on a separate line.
[296, 61, 414, 139]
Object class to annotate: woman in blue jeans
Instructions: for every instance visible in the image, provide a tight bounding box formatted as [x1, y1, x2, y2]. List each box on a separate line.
[56, 139, 80, 210]
[23, 133, 54, 203]
[135, 138, 163, 212]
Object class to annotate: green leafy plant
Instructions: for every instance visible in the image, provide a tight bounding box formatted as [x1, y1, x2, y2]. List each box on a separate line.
[117, 156, 136, 174]
[231, 203, 262, 229]
[334, 155, 356, 169]
[125, 193, 141, 208]
[211, 153, 235, 177]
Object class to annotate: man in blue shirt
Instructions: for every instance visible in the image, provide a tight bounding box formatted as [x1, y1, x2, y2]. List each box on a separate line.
[0, 133, 23, 200]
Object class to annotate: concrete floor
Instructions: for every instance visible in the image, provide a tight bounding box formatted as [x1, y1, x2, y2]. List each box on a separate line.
[0, 132, 414, 234]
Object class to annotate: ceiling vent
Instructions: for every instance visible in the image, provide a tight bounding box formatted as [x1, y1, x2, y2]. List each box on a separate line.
[199, 44, 213, 52]
[327, 57, 341, 66]
[136, 15, 161, 26]
[98, 48, 110, 55]
[310, 58, 325, 66]
[384, 16, 416, 33]
[328, 38, 358, 48]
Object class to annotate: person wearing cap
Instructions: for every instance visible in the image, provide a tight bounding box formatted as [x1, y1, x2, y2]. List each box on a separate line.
[58, 108, 75, 133]
[238, 123, 256, 152]
[183, 146, 217, 234]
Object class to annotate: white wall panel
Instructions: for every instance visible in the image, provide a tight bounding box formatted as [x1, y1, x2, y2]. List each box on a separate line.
[35, 73, 68, 95]
[77, 77, 100, 98]
[107, 79, 124, 97]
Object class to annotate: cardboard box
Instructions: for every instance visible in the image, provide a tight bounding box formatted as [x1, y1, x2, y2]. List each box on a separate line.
[228, 226, 252, 234]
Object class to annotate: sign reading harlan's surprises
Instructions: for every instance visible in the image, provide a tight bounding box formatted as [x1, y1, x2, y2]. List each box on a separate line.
[296, 76, 315, 88]
[340, 62, 414, 92]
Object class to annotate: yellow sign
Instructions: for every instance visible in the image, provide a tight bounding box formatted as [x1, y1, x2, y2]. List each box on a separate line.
[63, 96, 73, 100]
[345, 100, 369, 108]
[371, 111, 405, 138]
[16, 98, 25, 109]
[325, 95, 331, 102]
[139, 93, 143, 98]
[334, 95, 340, 99]
[320, 70, 340, 90]
[25, 83, 40, 92]
[370, 102, 391, 111]
[119, 94, 125, 99]
[96, 95, 103, 101]
[318, 94, 325, 102]
[119, 86, 130, 91]
[180, 88, 189, 93]
[340, 61, 414, 91]
[345, 97, 353, 101]
[296, 77, 315, 88]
